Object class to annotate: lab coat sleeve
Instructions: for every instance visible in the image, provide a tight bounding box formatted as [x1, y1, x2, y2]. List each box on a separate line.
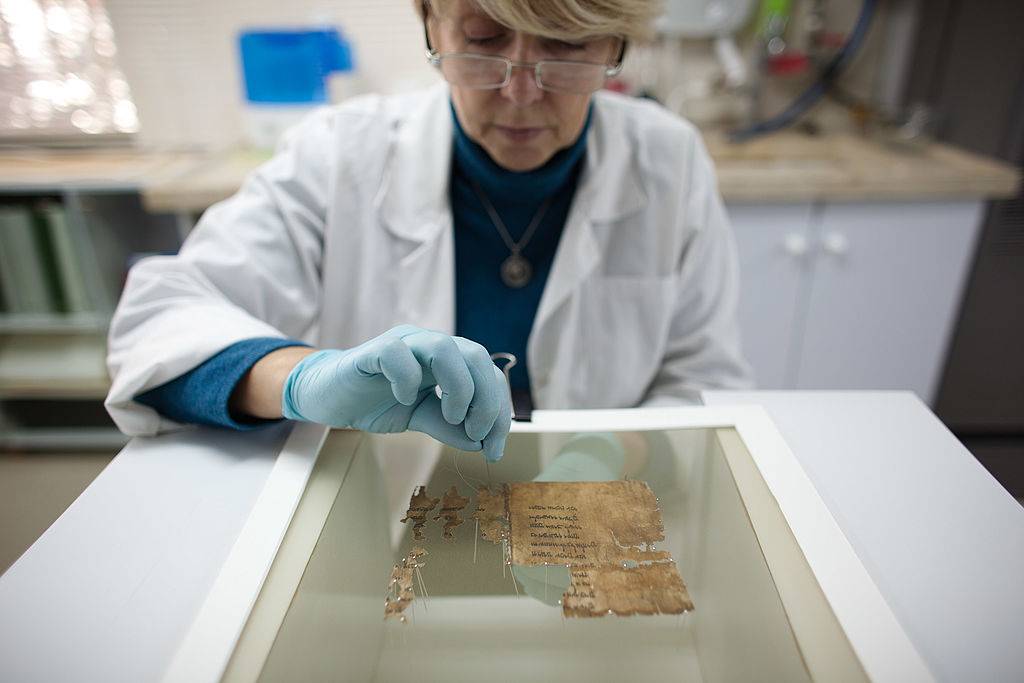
[105, 109, 335, 436]
[640, 135, 753, 406]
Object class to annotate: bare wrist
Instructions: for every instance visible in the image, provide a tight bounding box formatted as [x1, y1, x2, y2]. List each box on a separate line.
[230, 346, 318, 420]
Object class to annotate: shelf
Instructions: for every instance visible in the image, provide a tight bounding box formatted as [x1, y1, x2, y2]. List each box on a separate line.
[0, 149, 203, 194]
[0, 427, 128, 451]
[0, 334, 110, 400]
[0, 313, 110, 335]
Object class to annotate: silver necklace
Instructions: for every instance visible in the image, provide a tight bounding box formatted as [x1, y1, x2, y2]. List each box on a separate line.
[469, 177, 554, 288]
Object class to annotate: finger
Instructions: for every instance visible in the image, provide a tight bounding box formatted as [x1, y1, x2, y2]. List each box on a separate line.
[353, 338, 421, 406]
[453, 338, 501, 442]
[383, 323, 422, 340]
[481, 364, 512, 463]
[408, 393, 482, 452]
[406, 332, 474, 425]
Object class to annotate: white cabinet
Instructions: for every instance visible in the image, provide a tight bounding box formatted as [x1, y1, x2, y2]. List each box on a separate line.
[728, 200, 985, 403]
[728, 204, 815, 389]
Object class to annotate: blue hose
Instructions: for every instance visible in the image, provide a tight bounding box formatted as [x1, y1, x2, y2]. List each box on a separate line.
[730, 0, 878, 142]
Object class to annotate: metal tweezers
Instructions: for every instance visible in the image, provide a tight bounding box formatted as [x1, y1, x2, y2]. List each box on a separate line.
[490, 352, 532, 422]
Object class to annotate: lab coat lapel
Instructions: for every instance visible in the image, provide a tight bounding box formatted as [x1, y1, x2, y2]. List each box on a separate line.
[376, 84, 456, 333]
[529, 101, 647, 406]
[375, 86, 649, 402]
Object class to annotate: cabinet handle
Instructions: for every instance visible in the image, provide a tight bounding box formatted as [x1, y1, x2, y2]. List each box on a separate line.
[783, 232, 809, 257]
[822, 232, 850, 256]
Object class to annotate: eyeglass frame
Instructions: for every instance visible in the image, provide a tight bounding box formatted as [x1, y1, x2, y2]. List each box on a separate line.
[419, 0, 628, 93]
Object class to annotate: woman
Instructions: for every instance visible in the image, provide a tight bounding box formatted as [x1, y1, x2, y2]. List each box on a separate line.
[105, 0, 751, 463]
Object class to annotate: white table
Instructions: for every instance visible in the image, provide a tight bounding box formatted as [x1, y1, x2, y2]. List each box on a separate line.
[0, 392, 1021, 682]
[703, 391, 1024, 683]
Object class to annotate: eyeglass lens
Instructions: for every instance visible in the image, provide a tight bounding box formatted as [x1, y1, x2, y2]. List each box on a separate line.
[438, 54, 607, 94]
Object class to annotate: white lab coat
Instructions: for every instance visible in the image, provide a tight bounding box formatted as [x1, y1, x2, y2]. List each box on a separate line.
[106, 83, 751, 436]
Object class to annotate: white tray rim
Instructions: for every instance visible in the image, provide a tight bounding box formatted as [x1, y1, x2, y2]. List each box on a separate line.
[165, 406, 934, 683]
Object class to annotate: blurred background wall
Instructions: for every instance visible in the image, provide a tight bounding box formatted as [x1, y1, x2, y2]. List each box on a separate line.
[100, 0, 917, 150]
[105, 0, 436, 150]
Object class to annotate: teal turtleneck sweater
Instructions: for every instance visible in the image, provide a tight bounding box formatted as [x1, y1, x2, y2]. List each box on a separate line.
[134, 104, 590, 429]
[451, 104, 590, 397]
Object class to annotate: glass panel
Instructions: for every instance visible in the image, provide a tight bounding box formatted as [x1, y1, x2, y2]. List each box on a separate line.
[234, 428, 830, 683]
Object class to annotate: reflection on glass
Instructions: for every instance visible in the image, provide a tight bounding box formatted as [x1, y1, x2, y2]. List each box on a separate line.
[233, 428, 827, 682]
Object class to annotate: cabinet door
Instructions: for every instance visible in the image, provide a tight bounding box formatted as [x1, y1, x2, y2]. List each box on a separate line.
[795, 201, 984, 403]
[726, 203, 815, 388]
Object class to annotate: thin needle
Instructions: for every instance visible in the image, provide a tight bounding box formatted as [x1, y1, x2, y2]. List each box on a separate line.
[473, 519, 479, 564]
[415, 567, 429, 609]
[509, 565, 520, 597]
[415, 567, 429, 599]
[485, 459, 492, 488]
[502, 539, 507, 579]
[453, 450, 484, 492]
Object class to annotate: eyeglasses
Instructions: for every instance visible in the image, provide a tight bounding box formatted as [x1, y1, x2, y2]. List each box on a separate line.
[426, 51, 623, 95]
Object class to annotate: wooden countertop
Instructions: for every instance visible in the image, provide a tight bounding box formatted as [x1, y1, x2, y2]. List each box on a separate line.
[1, 131, 1018, 211]
[140, 149, 271, 213]
[705, 131, 1021, 203]
[0, 148, 203, 194]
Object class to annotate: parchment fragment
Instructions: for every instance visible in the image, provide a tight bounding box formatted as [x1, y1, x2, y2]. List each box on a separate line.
[384, 547, 428, 622]
[504, 481, 693, 619]
[392, 481, 691, 620]
[472, 484, 509, 543]
[399, 486, 439, 541]
[507, 481, 671, 567]
[433, 485, 471, 540]
[562, 563, 694, 618]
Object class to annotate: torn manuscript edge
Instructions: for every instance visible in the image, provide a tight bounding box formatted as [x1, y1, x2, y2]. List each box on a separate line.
[504, 481, 693, 618]
[563, 562, 694, 618]
[433, 485, 471, 540]
[472, 484, 509, 544]
[384, 547, 428, 622]
[399, 486, 439, 541]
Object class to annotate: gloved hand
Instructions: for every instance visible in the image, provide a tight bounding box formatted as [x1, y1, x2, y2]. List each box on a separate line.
[513, 432, 627, 604]
[533, 432, 627, 482]
[281, 325, 512, 462]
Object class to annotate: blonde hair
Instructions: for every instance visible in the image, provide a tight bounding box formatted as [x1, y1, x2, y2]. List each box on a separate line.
[423, 0, 662, 42]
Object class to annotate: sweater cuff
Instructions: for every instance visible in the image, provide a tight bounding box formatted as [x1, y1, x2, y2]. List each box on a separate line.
[135, 337, 311, 431]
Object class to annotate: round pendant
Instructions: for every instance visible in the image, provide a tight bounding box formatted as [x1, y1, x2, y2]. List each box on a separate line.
[501, 254, 532, 288]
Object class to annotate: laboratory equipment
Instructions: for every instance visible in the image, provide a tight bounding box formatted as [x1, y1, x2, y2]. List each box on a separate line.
[658, 0, 757, 88]
[238, 27, 356, 149]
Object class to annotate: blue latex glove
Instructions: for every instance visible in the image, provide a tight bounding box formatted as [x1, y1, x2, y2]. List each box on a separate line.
[281, 325, 512, 462]
[533, 432, 626, 482]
